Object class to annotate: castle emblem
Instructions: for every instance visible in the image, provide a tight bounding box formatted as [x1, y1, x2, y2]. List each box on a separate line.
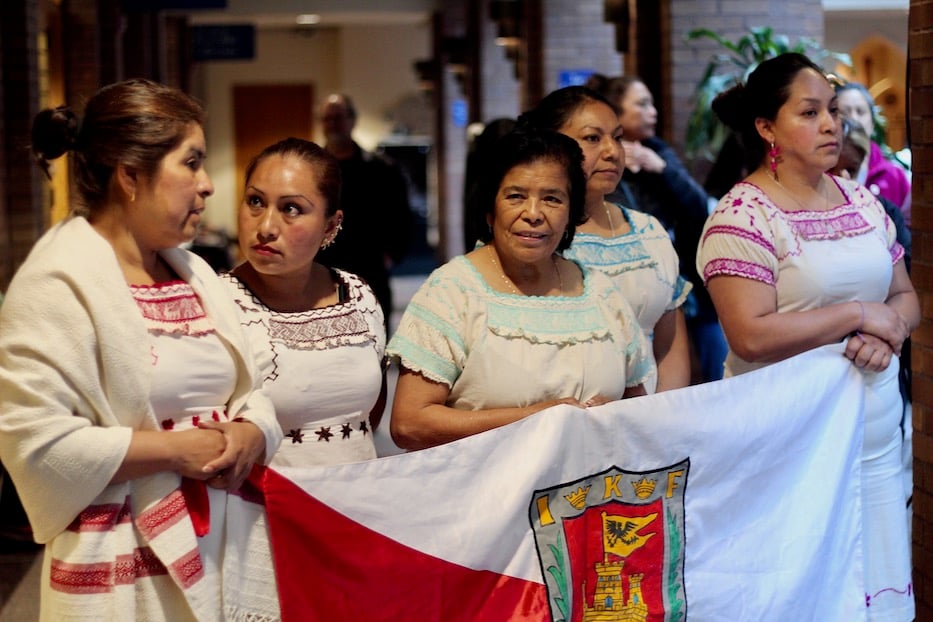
[529, 461, 688, 622]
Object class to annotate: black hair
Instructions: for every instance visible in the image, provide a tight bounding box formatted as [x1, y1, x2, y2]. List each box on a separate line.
[244, 137, 342, 215]
[711, 52, 828, 171]
[469, 129, 586, 253]
[516, 86, 618, 133]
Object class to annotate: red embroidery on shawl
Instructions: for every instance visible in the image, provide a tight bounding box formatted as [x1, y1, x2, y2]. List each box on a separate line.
[135, 489, 189, 540]
[66, 498, 133, 532]
[50, 560, 113, 594]
[169, 547, 205, 589]
[113, 548, 169, 585]
[50, 548, 169, 594]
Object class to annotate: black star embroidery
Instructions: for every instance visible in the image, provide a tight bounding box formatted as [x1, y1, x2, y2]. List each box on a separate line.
[341, 423, 353, 439]
[359, 421, 369, 436]
[286, 429, 304, 444]
[315, 426, 334, 442]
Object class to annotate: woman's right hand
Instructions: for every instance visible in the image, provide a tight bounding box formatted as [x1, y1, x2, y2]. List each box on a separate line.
[844, 331, 894, 372]
[111, 427, 227, 485]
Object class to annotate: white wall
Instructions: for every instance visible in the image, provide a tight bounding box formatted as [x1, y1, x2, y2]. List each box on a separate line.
[190, 21, 430, 235]
[824, 11, 908, 55]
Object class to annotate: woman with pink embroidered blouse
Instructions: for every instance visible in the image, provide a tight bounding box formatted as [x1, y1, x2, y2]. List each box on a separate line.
[0, 80, 282, 621]
[696, 53, 917, 621]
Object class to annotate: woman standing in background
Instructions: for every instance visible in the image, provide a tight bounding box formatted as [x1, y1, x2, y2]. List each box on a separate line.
[518, 86, 692, 392]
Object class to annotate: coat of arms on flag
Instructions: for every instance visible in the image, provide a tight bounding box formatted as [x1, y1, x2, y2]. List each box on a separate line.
[529, 460, 688, 622]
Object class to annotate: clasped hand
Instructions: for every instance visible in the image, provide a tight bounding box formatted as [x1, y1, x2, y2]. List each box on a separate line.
[844, 301, 910, 372]
[172, 420, 265, 491]
[622, 141, 665, 174]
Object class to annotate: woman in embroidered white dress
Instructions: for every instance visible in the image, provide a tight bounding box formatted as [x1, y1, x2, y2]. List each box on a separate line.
[220, 137, 386, 467]
[215, 138, 386, 620]
[517, 86, 692, 393]
[388, 129, 652, 450]
[0, 80, 283, 622]
[696, 53, 918, 621]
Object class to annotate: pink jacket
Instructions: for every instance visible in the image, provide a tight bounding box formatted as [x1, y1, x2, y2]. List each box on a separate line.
[866, 142, 911, 224]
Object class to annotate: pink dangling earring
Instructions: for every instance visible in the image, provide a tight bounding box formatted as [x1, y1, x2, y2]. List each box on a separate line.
[769, 141, 780, 177]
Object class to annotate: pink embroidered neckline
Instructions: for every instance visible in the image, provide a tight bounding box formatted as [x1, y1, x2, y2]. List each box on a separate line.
[130, 281, 215, 337]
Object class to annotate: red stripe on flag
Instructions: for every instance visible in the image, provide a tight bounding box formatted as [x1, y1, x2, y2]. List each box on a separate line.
[262, 467, 549, 622]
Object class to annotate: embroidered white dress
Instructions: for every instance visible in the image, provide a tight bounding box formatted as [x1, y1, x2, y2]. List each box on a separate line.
[131, 281, 236, 619]
[220, 269, 386, 467]
[697, 176, 913, 621]
[387, 256, 654, 411]
[563, 204, 691, 393]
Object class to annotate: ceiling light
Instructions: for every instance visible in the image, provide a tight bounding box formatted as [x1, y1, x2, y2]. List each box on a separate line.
[296, 14, 320, 25]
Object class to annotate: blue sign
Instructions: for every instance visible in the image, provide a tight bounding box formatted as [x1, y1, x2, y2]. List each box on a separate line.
[191, 25, 255, 62]
[451, 99, 468, 129]
[559, 69, 595, 88]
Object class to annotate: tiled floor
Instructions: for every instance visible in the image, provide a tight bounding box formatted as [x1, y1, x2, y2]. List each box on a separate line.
[0, 272, 427, 618]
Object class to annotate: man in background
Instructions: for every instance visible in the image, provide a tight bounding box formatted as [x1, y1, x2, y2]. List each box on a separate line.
[318, 93, 412, 326]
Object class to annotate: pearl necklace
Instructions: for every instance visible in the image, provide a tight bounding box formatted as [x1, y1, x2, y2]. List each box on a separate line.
[771, 173, 830, 212]
[487, 245, 563, 296]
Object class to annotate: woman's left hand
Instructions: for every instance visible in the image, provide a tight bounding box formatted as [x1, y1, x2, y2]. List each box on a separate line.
[844, 331, 894, 372]
[198, 419, 265, 491]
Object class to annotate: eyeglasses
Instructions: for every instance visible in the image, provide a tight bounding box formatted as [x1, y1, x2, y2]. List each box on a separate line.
[841, 117, 854, 137]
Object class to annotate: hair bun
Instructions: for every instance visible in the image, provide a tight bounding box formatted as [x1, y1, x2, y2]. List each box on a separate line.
[31, 105, 79, 161]
[711, 83, 749, 132]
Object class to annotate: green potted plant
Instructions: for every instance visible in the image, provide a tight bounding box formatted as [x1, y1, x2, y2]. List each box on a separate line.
[684, 26, 851, 164]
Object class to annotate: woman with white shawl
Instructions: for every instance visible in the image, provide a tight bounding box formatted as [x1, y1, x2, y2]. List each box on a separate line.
[0, 79, 283, 621]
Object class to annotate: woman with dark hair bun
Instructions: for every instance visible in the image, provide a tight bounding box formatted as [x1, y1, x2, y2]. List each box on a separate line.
[698, 52, 918, 621]
[0, 79, 283, 621]
[387, 128, 652, 450]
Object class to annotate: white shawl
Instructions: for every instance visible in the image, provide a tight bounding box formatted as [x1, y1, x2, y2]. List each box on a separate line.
[0, 216, 283, 620]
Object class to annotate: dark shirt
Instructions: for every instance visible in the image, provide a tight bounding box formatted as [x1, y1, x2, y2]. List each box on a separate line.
[316, 142, 412, 319]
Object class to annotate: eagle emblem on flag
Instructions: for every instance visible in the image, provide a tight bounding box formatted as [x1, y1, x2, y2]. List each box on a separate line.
[529, 460, 689, 622]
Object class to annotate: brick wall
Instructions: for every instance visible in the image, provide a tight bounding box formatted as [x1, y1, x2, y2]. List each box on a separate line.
[910, 0, 933, 615]
[481, 0, 522, 122]
[0, 0, 43, 292]
[541, 0, 622, 95]
[668, 0, 823, 175]
[0, 19, 7, 293]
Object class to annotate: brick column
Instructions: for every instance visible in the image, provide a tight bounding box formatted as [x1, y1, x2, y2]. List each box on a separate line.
[669, 0, 823, 173]
[909, 0, 933, 616]
[1, 0, 44, 289]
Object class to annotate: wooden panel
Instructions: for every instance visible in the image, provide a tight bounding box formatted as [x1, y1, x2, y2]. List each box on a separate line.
[232, 83, 314, 205]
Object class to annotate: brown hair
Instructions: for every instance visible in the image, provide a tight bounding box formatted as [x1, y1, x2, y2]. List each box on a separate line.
[30, 79, 205, 214]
